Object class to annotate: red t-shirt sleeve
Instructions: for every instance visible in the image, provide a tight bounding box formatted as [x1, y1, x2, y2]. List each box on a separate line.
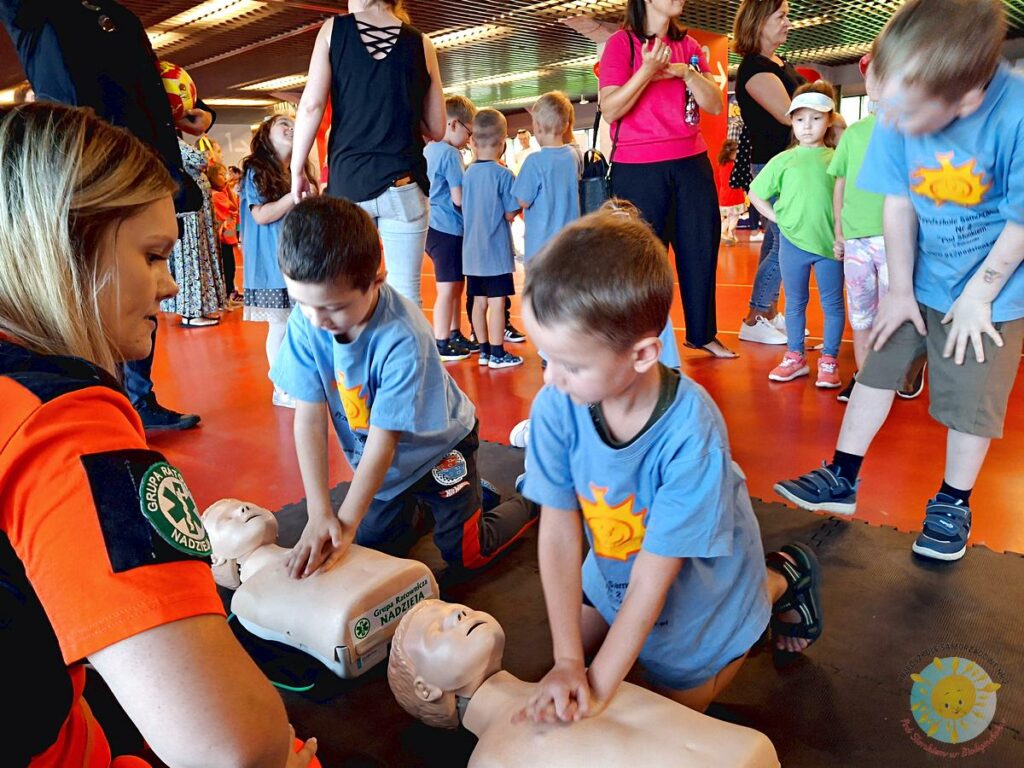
[599, 30, 637, 89]
[1, 387, 224, 664]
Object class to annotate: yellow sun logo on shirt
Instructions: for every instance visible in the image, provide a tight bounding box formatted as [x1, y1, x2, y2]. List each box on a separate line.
[910, 152, 991, 207]
[334, 372, 370, 431]
[578, 484, 646, 561]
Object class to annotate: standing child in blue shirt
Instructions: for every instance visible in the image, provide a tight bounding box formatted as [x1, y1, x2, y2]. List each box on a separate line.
[517, 211, 823, 718]
[425, 95, 478, 362]
[270, 197, 537, 578]
[462, 108, 523, 369]
[776, 0, 1024, 562]
[512, 91, 581, 263]
[749, 81, 846, 389]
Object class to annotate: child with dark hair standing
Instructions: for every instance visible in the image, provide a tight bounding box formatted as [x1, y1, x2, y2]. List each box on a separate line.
[462, 108, 523, 369]
[270, 196, 536, 579]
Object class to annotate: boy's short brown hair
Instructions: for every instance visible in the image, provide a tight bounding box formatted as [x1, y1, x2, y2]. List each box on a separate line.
[472, 108, 507, 148]
[524, 211, 673, 350]
[871, 0, 1006, 102]
[445, 95, 476, 125]
[278, 196, 381, 291]
[531, 91, 573, 135]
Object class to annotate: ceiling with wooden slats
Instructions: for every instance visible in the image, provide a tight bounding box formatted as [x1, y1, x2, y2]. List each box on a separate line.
[2, 1, 1023, 111]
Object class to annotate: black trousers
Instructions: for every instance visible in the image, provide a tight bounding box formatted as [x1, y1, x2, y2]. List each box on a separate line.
[220, 241, 236, 295]
[612, 153, 721, 347]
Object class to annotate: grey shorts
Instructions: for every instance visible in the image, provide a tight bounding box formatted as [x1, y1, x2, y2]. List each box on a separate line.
[858, 304, 1024, 438]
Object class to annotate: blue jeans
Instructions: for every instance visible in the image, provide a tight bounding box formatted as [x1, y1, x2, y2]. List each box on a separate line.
[779, 235, 846, 357]
[748, 163, 782, 314]
[122, 326, 156, 406]
[357, 185, 430, 307]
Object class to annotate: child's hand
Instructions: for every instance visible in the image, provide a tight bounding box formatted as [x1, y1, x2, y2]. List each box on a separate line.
[833, 237, 845, 260]
[291, 171, 314, 204]
[869, 292, 926, 350]
[512, 659, 591, 724]
[941, 294, 1003, 364]
[285, 514, 354, 579]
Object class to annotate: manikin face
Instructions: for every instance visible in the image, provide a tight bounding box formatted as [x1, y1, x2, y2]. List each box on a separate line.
[402, 601, 505, 696]
[284, 273, 384, 341]
[522, 303, 659, 406]
[97, 197, 178, 362]
[203, 499, 279, 560]
[790, 107, 831, 147]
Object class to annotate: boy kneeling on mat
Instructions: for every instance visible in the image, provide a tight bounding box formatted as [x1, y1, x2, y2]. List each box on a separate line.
[271, 197, 536, 580]
[517, 210, 823, 718]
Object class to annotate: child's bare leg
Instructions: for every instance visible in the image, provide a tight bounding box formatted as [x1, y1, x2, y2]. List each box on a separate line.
[433, 281, 457, 341]
[945, 430, 990, 491]
[487, 296, 505, 347]
[836, 383, 896, 455]
[653, 653, 748, 713]
[450, 280, 465, 334]
[471, 296, 488, 345]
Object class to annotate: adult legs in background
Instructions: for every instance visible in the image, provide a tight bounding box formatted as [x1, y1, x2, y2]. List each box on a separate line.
[742, 164, 785, 337]
[669, 154, 731, 355]
[124, 324, 201, 430]
[378, 213, 429, 307]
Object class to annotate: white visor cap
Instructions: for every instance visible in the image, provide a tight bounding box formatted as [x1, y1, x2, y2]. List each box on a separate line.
[787, 91, 835, 115]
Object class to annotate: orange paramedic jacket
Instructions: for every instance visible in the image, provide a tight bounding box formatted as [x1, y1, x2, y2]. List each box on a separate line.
[0, 340, 225, 767]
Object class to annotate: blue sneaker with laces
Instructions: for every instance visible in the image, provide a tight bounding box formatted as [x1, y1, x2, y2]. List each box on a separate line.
[912, 494, 971, 561]
[774, 462, 857, 515]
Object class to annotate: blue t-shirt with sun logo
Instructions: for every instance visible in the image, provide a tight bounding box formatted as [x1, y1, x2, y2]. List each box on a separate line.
[858, 63, 1024, 322]
[522, 376, 770, 689]
[270, 284, 476, 500]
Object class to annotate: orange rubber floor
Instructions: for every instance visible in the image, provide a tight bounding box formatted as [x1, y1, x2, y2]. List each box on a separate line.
[149, 232, 1024, 556]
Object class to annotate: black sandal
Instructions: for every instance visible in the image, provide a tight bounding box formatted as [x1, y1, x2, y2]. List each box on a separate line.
[765, 542, 823, 656]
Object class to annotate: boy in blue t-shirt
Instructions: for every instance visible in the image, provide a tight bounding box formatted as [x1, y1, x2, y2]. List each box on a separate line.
[517, 212, 823, 719]
[424, 95, 477, 362]
[512, 91, 581, 263]
[776, 0, 1024, 562]
[462, 108, 523, 369]
[270, 197, 536, 578]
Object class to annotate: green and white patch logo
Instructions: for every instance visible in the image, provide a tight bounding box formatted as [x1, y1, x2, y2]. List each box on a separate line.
[140, 462, 211, 556]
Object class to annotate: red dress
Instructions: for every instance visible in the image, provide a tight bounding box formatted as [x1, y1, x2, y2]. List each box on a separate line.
[717, 160, 746, 207]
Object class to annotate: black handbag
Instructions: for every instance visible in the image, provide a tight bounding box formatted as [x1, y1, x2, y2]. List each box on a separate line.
[578, 33, 631, 214]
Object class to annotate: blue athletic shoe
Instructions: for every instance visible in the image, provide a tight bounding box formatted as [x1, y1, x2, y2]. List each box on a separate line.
[774, 462, 857, 515]
[912, 494, 971, 561]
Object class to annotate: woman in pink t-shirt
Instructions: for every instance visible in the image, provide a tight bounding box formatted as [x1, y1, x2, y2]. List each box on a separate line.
[599, 0, 733, 358]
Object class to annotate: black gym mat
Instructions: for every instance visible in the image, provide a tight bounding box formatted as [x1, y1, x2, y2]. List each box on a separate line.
[224, 441, 1023, 767]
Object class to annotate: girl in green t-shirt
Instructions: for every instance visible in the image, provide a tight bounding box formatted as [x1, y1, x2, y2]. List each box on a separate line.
[749, 82, 845, 389]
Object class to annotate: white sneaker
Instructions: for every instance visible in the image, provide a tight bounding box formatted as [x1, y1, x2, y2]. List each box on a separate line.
[748, 231, 764, 242]
[770, 313, 786, 333]
[509, 419, 531, 449]
[738, 316, 787, 345]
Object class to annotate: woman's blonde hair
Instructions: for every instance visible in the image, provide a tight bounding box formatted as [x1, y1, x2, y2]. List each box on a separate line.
[732, 0, 786, 57]
[0, 104, 175, 373]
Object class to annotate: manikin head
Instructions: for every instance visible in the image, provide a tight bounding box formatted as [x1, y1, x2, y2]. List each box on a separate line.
[202, 499, 280, 587]
[388, 600, 505, 728]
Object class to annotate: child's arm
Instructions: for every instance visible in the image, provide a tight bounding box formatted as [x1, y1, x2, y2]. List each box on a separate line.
[869, 195, 925, 350]
[832, 177, 846, 260]
[747, 190, 777, 223]
[517, 507, 590, 723]
[941, 221, 1024, 364]
[450, 186, 463, 208]
[585, 551, 682, 715]
[250, 193, 296, 226]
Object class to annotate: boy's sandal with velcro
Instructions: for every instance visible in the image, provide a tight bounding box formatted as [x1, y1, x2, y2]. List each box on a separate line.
[765, 542, 823, 664]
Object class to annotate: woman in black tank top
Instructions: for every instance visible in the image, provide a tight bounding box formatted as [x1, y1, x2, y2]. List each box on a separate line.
[291, 0, 446, 307]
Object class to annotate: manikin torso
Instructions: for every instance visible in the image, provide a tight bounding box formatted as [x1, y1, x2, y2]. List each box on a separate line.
[461, 672, 780, 768]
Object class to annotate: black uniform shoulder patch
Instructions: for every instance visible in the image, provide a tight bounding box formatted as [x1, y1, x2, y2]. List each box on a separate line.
[81, 449, 212, 573]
